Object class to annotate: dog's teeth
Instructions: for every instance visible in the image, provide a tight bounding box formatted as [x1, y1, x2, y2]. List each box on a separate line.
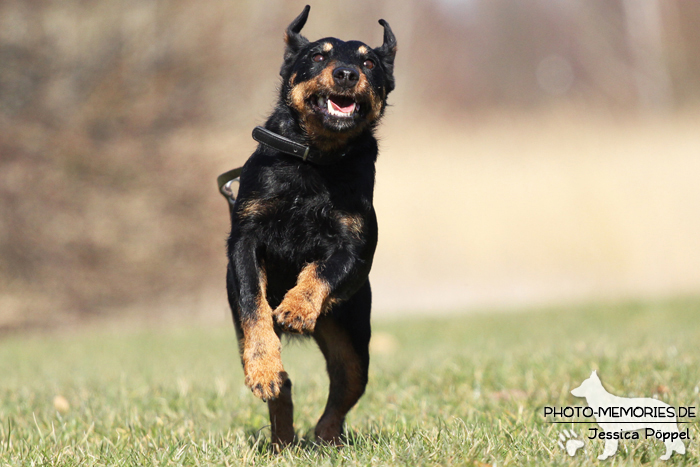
[327, 98, 345, 117]
[326, 98, 355, 117]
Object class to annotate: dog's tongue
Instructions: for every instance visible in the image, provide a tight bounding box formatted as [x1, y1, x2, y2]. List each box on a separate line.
[329, 96, 355, 113]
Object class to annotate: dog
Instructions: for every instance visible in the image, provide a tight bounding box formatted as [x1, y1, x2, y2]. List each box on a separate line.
[224, 5, 396, 447]
[571, 370, 686, 460]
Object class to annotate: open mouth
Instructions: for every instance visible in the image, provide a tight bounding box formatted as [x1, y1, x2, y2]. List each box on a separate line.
[313, 95, 360, 118]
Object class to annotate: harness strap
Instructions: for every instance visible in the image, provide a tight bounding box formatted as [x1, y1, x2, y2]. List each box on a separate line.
[217, 166, 242, 205]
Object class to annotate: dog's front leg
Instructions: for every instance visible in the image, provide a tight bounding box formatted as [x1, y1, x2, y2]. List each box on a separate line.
[273, 250, 369, 333]
[233, 238, 287, 402]
[273, 262, 332, 333]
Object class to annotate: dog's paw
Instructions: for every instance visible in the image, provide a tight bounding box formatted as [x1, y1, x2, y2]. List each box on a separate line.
[273, 289, 320, 333]
[244, 359, 287, 402]
[315, 415, 344, 446]
[243, 339, 287, 401]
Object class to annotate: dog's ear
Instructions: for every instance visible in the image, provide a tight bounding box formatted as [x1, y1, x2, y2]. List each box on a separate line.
[374, 19, 397, 94]
[282, 5, 311, 71]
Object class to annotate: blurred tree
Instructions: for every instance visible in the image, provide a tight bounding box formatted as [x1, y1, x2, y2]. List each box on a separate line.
[0, 0, 698, 329]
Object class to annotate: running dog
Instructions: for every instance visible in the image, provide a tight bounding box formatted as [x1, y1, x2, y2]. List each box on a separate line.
[224, 5, 396, 447]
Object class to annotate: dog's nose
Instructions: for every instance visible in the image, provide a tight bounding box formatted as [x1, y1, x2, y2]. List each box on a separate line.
[333, 67, 359, 89]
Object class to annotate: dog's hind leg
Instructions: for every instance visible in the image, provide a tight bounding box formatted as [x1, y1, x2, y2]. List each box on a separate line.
[312, 281, 371, 445]
[673, 438, 686, 456]
[661, 437, 685, 460]
[268, 377, 295, 448]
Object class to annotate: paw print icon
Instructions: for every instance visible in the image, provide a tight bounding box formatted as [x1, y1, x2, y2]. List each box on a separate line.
[558, 429, 584, 457]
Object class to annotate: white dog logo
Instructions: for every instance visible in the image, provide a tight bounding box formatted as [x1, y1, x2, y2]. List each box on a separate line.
[571, 370, 686, 460]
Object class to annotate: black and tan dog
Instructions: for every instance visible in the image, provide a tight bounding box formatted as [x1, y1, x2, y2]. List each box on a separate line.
[224, 5, 396, 447]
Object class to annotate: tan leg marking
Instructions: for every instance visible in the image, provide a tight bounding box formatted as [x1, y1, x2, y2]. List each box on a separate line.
[273, 263, 335, 333]
[241, 270, 287, 401]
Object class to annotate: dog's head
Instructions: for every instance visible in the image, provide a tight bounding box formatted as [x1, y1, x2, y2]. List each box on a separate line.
[571, 370, 602, 398]
[279, 5, 397, 151]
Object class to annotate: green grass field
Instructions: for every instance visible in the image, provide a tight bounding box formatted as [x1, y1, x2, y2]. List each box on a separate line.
[1, 298, 699, 466]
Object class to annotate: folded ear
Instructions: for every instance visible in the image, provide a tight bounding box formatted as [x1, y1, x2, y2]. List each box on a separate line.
[283, 5, 311, 64]
[374, 19, 397, 94]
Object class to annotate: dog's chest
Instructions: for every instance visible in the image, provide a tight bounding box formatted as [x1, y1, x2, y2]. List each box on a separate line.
[236, 156, 374, 264]
[247, 191, 354, 255]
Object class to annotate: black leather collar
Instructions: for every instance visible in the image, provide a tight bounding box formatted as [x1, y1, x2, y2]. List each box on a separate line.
[217, 126, 348, 204]
[252, 126, 346, 166]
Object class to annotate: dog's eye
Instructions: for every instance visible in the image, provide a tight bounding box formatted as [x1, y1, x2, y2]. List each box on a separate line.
[363, 59, 375, 70]
[312, 54, 325, 63]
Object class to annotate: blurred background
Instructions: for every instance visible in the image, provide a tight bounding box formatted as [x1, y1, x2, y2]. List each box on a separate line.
[1, 0, 699, 332]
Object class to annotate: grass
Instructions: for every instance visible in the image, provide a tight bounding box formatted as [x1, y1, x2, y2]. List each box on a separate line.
[1, 297, 699, 466]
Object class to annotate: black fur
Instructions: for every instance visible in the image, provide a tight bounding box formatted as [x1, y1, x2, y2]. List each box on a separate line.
[225, 5, 396, 446]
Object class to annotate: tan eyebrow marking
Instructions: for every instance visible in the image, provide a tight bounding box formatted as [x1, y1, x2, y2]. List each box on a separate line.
[322, 42, 333, 52]
[358, 45, 369, 54]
